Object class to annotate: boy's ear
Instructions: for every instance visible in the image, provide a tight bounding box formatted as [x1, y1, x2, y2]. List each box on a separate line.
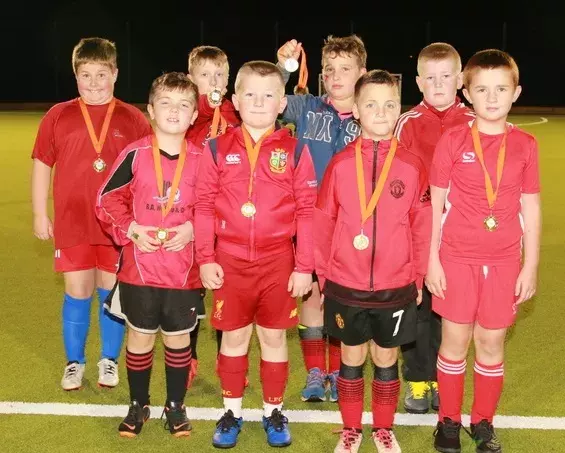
[232, 93, 240, 111]
[190, 108, 199, 125]
[462, 88, 472, 105]
[415, 76, 424, 94]
[352, 102, 360, 120]
[512, 85, 522, 103]
[112, 68, 119, 83]
[187, 73, 194, 83]
[147, 103, 155, 120]
[278, 96, 288, 114]
[456, 72, 463, 90]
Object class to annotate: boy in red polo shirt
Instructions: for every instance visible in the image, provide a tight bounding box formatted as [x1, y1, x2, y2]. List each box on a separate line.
[428, 50, 541, 453]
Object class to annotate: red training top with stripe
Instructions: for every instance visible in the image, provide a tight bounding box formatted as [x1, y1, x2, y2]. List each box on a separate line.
[186, 94, 240, 149]
[95, 136, 202, 289]
[430, 122, 541, 265]
[315, 137, 432, 294]
[394, 98, 475, 174]
[194, 126, 317, 273]
[31, 98, 152, 249]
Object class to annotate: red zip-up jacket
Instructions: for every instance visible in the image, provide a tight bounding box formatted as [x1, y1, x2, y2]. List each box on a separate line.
[186, 94, 240, 149]
[315, 137, 431, 302]
[394, 98, 475, 173]
[96, 135, 202, 289]
[195, 126, 317, 272]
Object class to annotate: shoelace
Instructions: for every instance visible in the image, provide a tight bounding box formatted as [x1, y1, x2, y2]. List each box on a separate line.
[161, 404, 187, 430]
[306, 369, 325, 388]
[335, 429, 360, 449]
[64, 364, 79, 379]
[373, 429, 393, 449]
[436, 419, 462, 439]
[267, 409, 288, 432]
[124, 403, 141, 425]
[103, 361, 116, 376]
[472, 421, 501, 448]
[216, 411, 239, 433]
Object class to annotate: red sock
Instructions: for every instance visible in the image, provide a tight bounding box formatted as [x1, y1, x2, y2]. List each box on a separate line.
[337, 376, 364, 430]
[328, 337, 341, 373]
[372, 378, 400, 429]
[218, 354, 248, 398]
[298, 326, 326, 372]
[437, 354, 467, 423]
[260, 360, 289, 405]
[471, 361, 504, 424]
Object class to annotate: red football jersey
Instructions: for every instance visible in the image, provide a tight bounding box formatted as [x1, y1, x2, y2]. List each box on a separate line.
[32, 98, 152, 249]
[430, 122, 540, 265]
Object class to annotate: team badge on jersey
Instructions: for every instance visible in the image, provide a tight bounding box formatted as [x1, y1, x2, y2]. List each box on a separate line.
[335, 313, 345, 329]
[390, 179, 406, 199]
[214, 300, 224, 320]
[269, 149, 288, 173]
[289, 308, 298, 319]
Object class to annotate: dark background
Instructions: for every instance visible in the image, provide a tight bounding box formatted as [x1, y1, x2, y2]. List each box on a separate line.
[2, 4, 565, 107]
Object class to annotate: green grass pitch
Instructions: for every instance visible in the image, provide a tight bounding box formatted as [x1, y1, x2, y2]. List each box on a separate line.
[0, 112, 564, 452]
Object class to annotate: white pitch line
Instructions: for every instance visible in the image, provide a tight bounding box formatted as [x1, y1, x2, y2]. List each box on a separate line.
[1, 402, 564, 430]
[514, 116, 549, 126]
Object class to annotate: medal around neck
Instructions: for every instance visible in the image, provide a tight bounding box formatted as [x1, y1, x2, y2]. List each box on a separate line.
[93, 157, 107, 172]
[284, 58, 299, 72]
[156, 228, 169, 243]
[353, 232, 369, 251]
[208, 89, 222, 106]
[241, 201, 256, 218]
[484, 214, 498, 232]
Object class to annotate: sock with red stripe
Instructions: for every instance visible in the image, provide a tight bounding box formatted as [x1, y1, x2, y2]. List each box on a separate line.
[471, 361, 504, 424]
[126, 349, 154, 407]
[372, 362, 400, 430]
[337, 363, 364, 430]
[164, 345, 192, 403]
[260, 360, 289, 416]
[298, 325, 326, 372]
[328, 336, 341, 373]
[437, 354, 467, 423]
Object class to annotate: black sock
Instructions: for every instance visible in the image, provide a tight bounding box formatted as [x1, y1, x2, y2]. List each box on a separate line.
[189, 323, 200, 361]
[126, 349, 153, 407]
[216, 329, 223, 355]
[164, 345, 192, 403]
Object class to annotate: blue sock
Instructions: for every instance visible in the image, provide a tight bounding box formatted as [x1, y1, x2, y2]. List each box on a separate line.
[97, 287, 125, 361]
[62, 294, 92, 364]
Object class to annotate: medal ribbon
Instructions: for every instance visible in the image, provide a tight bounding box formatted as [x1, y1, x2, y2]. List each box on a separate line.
[241, 126, 274, 197]
[297, 48, 308, 90]
[356, 137, 398, 224]
[78, 98, 116, 156]
[210, 106, 228, 139]
[152, 136, 187, 219]
[470, 121, 507, 210]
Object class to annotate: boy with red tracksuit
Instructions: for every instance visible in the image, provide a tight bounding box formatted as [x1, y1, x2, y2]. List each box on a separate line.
[185, 45, 240, 387]
[429, 50, 541, 453]
[195, 61, 317, 449]
[96, 72, 202, 439]
[316, 70, 431, 453]
[394, 43, 475, 415]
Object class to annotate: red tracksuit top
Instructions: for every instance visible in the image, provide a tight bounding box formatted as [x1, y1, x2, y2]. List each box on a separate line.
[186, 94, 240, 149]
[394, 98, 475, 173]
[315, 137, 432, 302]
[194, 126, 318, 273]
[96, 135, 202, 289]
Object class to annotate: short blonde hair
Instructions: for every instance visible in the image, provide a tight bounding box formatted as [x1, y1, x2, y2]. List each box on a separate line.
[322, 34, 367, 68]
[188, 45, 229, 74]
[148, 72, 199, 105]
[72, 37, 117, 74]
[463, 49, 519, 88]
[355, 70, 399, 100]
[234, 61, 284, 94]
[417, 42, 462, 75]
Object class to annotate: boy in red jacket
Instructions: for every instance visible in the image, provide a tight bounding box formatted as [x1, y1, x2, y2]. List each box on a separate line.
[195, 61, 317, 449]
[394, 43, 475, 414]
[96, 72, 202, 439]
[315, 70, 431, 453]
[428, 50, 541, 453]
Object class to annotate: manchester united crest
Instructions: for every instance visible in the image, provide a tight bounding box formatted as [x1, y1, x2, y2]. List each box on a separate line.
[335, 313, 345, 329]
[269, 149, 288, 174]
[390, 179, 406, 199]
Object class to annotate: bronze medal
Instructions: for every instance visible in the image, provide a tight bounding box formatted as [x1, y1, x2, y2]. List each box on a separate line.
[484, 214, 498, 232]
[93, 157, 107, 172]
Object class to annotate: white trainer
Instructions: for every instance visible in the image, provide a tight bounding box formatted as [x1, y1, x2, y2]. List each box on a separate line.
[372, 428, 401, 453]
[61, 362, 85, 391]
[334, 429, 363, 453]
[97, 358, 119, 388]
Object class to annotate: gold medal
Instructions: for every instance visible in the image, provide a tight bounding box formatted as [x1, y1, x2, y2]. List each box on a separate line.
[484, 214, 498, 232]
[208, 89, 222, 106]
[93, 157, 107, 172]
[241, 201, 256, 217]
[156, 228, 169, 242]
[353, 233, 369, 251]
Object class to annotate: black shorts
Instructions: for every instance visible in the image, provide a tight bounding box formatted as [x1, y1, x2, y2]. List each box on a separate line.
[106, 281, 201, 335]
[324, 297, 417, 348]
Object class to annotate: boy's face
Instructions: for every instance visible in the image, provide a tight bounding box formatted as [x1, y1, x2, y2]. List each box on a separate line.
[353, 83, 401, 140]
[416, 58, 462, 110]
[322, 53, 366, 101]
[189, 60, 229, 96]
[463, 68, 521, 124]
[232, 73, 287, 131]
[147, 89, 198, 136]
[76, 62, 118, 105]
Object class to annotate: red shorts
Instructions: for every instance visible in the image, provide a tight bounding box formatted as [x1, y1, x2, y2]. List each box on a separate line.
[54, 244, 120, 274]
[211, 249, 299, 331]
[432, 260, 521, 329]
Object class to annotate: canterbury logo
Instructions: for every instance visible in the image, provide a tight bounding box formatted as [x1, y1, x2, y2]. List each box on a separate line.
[462, 152, 476, 163]
[225, 154, 241, 164]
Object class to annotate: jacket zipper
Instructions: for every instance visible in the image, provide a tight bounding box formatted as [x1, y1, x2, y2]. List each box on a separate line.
[369, 141, 378, 291]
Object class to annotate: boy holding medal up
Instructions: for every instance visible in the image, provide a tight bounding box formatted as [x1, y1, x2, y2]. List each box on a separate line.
[96, 72, 203, 438]
[315, 70, 431, 453]
[31, 37, 151, 391]
[428, 50, 541, 453]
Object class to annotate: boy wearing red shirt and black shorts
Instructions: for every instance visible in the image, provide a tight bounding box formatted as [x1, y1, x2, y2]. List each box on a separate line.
[428, 50, 541, 453]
